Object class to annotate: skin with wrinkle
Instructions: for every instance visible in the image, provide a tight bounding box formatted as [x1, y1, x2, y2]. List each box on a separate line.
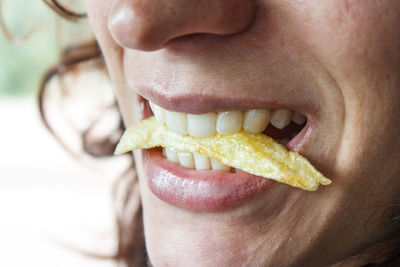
[85, 0, 400, 266]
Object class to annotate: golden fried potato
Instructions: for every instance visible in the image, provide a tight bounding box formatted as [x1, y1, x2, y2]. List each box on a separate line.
[115, 117, 331, 191]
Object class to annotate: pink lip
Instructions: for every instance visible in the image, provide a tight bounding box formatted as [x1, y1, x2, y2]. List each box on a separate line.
[137, 97, 313, 211]
[143, 149, 274, 212]
[135, 86, 317, 117]
[142, 123, 311, 212]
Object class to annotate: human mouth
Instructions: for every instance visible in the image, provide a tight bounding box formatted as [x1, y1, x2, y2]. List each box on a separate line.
[116, 98, 329, 211]
[149, 101, 308, 172]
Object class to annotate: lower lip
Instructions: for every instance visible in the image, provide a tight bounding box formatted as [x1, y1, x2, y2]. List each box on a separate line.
[143, 149, 274, 212]
[138, 97, 311, 212]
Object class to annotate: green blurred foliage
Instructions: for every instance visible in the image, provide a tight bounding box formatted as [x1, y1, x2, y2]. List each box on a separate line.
[0, 1, 58, 96]
[0, 0, 95, 97]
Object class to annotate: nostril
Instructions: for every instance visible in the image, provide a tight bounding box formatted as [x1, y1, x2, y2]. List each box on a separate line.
[108, 0, 258, 52]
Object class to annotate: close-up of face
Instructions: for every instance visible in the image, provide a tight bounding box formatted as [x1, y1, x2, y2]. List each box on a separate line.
[84, 0, 400, 266]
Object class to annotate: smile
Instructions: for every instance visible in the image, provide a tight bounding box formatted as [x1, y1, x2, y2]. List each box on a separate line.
[149, 101, 307, 171]
[121, 97, 324, 211]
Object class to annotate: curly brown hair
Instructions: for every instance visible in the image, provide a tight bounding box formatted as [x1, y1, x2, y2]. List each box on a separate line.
[38, 1, 147, 266]
[38, 1, 400, 267]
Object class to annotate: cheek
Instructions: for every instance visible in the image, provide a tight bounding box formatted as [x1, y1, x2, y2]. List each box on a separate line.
[85, 0, 121, 85]
[85, 0, 113, 46]
[282, 0, 400, 182]
[85, 0, 137, 124]
[284, 0, 400, 81]
[283, 0, 400, 130]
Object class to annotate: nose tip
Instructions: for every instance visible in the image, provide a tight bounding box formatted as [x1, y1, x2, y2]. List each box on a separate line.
[108, 0, 257, 51]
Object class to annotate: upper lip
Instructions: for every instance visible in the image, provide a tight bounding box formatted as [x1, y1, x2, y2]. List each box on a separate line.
[123, 44, 321, 119]
[133, 83, 318, 154]
[133, 85, 317, 118]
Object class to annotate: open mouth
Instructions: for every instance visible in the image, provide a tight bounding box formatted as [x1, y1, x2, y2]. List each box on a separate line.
[127, 96, 324, 211]
[147, 100, 307, 172]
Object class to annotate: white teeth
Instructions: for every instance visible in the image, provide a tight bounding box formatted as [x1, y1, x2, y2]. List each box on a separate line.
[149, 101, 307, 171]
[292, 112, 307, 125]
[211, 159, 231, 171]
[150, 102, 166, 125]
[270, 109, 293, 129]
[150, 101, 303, 136]
[187, 113, 216, 137]
[177, 151, 195, 169]
[216, 111, 243, 135]
[165, 110, 188, 135]
[193, 152, 211, 170]
[164, 147, 179, 163]
[243, 109, 270, 134]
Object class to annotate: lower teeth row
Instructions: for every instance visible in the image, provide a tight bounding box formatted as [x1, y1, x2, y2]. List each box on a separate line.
[162, 137, 290, 171]
[163, 147, 237, 172]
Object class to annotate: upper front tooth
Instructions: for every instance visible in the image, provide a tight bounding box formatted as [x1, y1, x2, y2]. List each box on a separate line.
[216, 111, 243, 135]
[292, 112, 306, 125]
[156, 103, 298, 136]
[149, 102, 166, 125]
[165, 110, 188, 135]
[243, 109, 270, 134]
[270, 109, 293, 129]
[187, 113, 216, 137]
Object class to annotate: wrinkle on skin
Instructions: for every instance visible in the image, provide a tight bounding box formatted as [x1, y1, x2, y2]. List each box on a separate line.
[85, 0, 400, 266]
[281, 0, 400, 181]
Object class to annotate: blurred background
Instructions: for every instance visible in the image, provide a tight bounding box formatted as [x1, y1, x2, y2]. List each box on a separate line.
[0, 1, 128, 266]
